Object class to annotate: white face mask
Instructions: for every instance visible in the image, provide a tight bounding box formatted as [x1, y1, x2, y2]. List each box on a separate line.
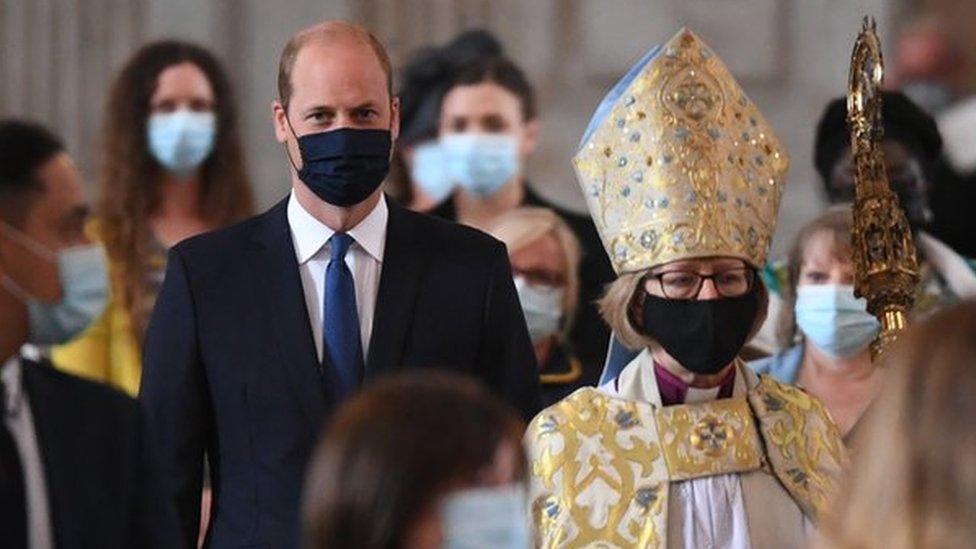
[441, 133, 520, 197]
[147, 109, 217, 174]
[410, 141, 455, 203]
[794, 284, 880, 358]
[440, 485, 531, 549]
[0, 223, 109, 346]
[514, 275, 563, 344]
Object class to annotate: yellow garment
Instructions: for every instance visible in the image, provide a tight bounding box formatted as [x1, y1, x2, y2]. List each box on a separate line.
[50, 221, 153, 396]
[51, 285, 142, 396]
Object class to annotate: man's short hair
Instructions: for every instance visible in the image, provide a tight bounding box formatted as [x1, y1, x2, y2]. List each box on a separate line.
[277, 21, 393, 111]
[0, 119, 64, 226]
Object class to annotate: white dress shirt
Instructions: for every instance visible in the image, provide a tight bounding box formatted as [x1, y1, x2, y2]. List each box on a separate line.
[2, 355, 53, 549]
[287, 191, 388, 362]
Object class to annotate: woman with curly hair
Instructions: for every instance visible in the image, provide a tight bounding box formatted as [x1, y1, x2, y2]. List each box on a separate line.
[53, 40, 254, 395]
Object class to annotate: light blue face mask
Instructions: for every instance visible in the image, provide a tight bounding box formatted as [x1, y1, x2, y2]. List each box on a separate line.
[0, 223, 109, 346]
[147, 110, 217, 174]
[441, 485, 530, 549]
[410, 141, 455, 203]
[441, 133, 519, 198]
[794, 284, 880, 358]
[514, 275, 563, 344]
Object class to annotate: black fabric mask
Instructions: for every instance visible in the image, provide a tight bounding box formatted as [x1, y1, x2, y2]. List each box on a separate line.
[640, 288, 760, 375]
[290, 126, 392, 207]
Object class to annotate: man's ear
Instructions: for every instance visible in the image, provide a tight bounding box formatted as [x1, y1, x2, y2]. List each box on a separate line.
[389, 96, 401, 143]
[521, 118, 541, 157]
[272, 99, 289, 143]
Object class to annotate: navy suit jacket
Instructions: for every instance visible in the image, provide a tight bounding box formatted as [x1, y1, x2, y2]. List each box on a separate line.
[140, 197, 541, 548]
[20, 358, 182, 548]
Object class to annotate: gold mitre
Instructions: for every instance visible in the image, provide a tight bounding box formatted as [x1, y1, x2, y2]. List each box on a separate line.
[574, 28, 789, 274]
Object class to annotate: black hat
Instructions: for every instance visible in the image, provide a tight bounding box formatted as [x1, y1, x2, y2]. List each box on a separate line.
[814, 90, 943, 184]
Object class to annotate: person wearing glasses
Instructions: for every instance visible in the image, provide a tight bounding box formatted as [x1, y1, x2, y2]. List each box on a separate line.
[524, 29, 846, 548]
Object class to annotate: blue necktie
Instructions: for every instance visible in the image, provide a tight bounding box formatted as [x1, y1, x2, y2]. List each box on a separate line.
[323, 233, 363, 397]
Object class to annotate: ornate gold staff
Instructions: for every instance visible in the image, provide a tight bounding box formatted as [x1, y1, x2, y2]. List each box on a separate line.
[847, 16, 920, 361]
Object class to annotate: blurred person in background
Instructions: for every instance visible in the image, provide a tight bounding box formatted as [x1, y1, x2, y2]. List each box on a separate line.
[821, 299, 976, 549]
[433, 54, 615, 373]
[812, 91, 976, 309]
[52, 40, 254, 396]
[302, 370, 528, 549]
[487, 207, 585, 407]
[743, 91, 976, 357]
[387, 30, 503, 212]
[0, 119, 180, 548]
[750, 207, 882, 438]
[891, 15, 966, 115]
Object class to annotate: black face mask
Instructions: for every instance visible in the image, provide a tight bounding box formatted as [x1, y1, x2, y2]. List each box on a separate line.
[640, 288, 760, 375]
[288, 125, 392, 207]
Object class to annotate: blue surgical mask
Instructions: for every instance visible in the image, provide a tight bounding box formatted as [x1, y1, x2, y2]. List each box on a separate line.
[0, 223, 109, 346]
[410, 141, 455, 203]
[441, 133, 519, 197]
[514, 275, 563, 344]
[147, 110, 217, 174]
[795, 284, 879, 358]
[441, 485, 530, 549]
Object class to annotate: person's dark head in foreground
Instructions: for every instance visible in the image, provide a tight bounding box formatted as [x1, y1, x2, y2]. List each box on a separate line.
[814, 90, 943, 229]
[823, 299, 976, 549]
[302, 370, 528, 549]
[0, 119, 106, 349]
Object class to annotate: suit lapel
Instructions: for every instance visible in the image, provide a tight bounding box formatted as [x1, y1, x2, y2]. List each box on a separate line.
[250, 199, 330, 423]
[365, 202, 426, 377]
[21, 359, 74, 545]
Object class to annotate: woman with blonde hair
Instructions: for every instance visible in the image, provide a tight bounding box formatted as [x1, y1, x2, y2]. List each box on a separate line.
[750, 206, 882, 437]
[486, 207, 584, 406]
[52, 40, 254, 395]
[822, 300, 976, 549]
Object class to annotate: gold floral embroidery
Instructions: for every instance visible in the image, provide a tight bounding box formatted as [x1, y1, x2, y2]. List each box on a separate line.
[526, 389, 767, 548]
[748, 375, 849, 522]
[654, 397, 763, 481]
[573, 28, 789, 274]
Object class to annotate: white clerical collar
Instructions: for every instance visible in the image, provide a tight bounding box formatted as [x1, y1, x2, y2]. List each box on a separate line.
[287, 190, 388, 265]
[685, 385, 722, 404]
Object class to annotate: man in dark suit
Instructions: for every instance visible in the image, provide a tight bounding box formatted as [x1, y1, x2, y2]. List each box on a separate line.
[0, 120, 180, 548]
[140, 21, 541, 548]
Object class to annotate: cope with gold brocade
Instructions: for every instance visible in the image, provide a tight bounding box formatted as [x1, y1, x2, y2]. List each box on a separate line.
[525, 28, 848, 548]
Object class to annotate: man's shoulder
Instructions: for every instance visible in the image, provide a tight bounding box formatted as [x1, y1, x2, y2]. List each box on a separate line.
[173, 206, 274, 258]
[24, 359, 138, 418]
[397, 205, 505, 256]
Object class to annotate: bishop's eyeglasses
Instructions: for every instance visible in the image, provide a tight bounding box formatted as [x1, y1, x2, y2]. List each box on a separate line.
[647, 267, 756, 300]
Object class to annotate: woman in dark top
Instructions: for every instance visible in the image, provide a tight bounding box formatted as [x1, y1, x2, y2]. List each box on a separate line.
[432, 55, 614, 373]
